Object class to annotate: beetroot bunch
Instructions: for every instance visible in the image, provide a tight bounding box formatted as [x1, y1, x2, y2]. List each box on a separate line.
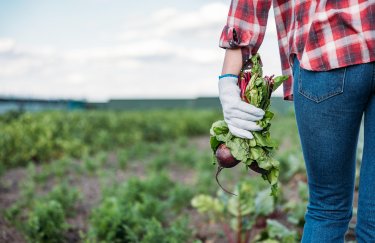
[210, 53, 288, 197]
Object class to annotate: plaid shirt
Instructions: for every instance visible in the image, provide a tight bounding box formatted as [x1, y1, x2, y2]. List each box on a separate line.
[219, 0, 375, 101]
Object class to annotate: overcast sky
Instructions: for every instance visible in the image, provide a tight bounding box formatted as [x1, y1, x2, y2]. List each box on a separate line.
[0, 0, 282, 101]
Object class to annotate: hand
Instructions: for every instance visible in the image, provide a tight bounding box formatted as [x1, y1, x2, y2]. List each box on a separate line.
[218, 75, 265, 139]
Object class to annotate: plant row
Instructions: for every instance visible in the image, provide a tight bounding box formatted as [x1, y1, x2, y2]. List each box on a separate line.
[0, 109, 221, 168]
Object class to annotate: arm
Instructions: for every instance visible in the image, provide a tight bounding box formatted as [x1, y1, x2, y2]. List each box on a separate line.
[221, 48, 243, 76]
[218, 47, 265, 140]
[218, 0, 272, 139]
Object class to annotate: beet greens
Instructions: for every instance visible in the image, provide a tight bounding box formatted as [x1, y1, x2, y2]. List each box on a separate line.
[210, 53, 288, 197]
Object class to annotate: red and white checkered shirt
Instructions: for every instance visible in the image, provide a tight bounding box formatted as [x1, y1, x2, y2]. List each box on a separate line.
[219, 0, 375, 101]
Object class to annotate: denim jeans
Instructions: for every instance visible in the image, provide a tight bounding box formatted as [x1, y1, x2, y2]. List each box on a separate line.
[292, 56, 375, 242]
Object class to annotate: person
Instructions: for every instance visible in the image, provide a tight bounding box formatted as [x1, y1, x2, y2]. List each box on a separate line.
[217, 1, 375, 242]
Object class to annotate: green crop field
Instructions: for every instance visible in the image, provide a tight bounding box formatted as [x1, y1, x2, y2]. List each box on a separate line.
[0, 107, 361, 242]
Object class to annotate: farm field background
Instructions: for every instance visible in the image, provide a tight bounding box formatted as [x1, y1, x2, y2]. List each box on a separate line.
[0, 102, 363, 242]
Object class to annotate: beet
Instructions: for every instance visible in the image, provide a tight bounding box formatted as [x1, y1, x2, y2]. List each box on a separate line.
[214, 143, 239, 196]
[248, 162, 268, 174]
[215, 143, 268, 196]
[215, 143, 240, 168]
[255, 216, 267, 228]
[215, 143, 266, 173]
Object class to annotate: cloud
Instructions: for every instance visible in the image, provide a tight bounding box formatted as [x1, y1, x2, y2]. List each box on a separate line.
[151, 3, 228, 36]
[0, 38, 15, 53]
[0, 2, 282, 101]
[118, 3, 228, 42]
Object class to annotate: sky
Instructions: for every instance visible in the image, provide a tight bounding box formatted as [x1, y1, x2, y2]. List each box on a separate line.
[0, 0, 282, 101]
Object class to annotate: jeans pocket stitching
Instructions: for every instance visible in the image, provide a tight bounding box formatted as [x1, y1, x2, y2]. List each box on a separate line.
[297, 66, 346, 103]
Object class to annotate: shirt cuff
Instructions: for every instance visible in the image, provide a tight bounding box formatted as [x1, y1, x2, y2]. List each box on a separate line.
[219, 26, 252, 49]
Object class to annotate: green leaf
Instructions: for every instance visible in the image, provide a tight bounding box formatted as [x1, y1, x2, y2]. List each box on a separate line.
[191, 194, 224, 216]
[266, 167, 279, 185]
[266, 219, 298, 243]
[255, 189, 275, 216]
[249, 138, 257, 147]
[285, 200, 307, 226]
[273, 75, 289, 91]
[260, 240, 280, 243]
[210, 136, 221, 151]
[255, 77, 264, 86]
[226, 137, 248, 162]
[250, 146, 265, 161]
[270, 184, 279, 198]
[253, 131, 277, 148]
[250, 89, 259, 106]
[298, 181, 309, 201]
[227, 183, 255, 217]
[210, 120, 228, 136]
[264, 110, 274, 119]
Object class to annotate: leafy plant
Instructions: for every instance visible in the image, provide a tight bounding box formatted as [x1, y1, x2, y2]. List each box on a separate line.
[82, 154, 103, 174]
[191, 178, 276, 243]
[283, 181, 308, 226]
[116, 149, 129, 170]
[4, 202, 24, 225]
[277, 151, 305, 182]
[167, 184, 194, 212]
[88, 172, 193, 242]
[20, 163, 38, 200]
[25, 200, 68, 243]
[44, 182, 80, 216]
[254, 219, 298, 243]
[140, 217, 191, 243]
[148, 153, 171, 171]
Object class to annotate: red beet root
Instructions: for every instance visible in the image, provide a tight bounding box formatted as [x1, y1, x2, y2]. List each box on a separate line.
[215, 143, 240, 168]
[215, 143, 268, 196]
[255, 216, 267, 228]
[215, 143, 266, 173]
[248, 162, 268, 174]
[215, 144, 239, 196]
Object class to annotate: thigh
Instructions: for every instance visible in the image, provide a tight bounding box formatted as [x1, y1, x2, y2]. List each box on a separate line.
[292, 57, 371, 212]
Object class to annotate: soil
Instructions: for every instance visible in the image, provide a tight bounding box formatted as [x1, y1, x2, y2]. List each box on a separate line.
[0, 216, 26, 243]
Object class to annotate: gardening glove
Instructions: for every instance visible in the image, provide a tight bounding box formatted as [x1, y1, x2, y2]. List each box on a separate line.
[218, 74, 265, 139]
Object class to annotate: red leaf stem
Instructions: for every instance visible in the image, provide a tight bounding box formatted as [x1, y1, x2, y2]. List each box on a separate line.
[222, 222, 235, 243]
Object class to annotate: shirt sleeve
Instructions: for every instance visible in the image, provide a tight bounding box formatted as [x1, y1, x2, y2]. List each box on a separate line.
[219, 0, 272, 57]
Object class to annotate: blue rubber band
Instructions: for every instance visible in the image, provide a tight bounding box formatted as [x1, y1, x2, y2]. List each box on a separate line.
[218, 74, 239, 79]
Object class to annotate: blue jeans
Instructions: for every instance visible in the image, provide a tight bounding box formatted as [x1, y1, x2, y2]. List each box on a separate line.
[292, 56, 375, 242]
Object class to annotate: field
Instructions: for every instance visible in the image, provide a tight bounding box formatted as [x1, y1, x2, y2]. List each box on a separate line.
[0, 107, 362, 242]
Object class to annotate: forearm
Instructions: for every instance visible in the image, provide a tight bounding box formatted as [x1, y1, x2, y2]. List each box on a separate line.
[221, 48, 249, 75]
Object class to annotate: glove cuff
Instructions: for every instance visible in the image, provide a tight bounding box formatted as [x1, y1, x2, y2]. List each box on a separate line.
[218, 75, 239, 87]
[218, 74, 239, 79]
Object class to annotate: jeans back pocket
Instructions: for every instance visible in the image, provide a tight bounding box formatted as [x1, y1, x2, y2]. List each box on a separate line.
[298, 64, 346, 103]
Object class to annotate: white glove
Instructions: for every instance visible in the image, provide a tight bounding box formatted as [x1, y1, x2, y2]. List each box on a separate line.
[218, 75, 265, 139]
